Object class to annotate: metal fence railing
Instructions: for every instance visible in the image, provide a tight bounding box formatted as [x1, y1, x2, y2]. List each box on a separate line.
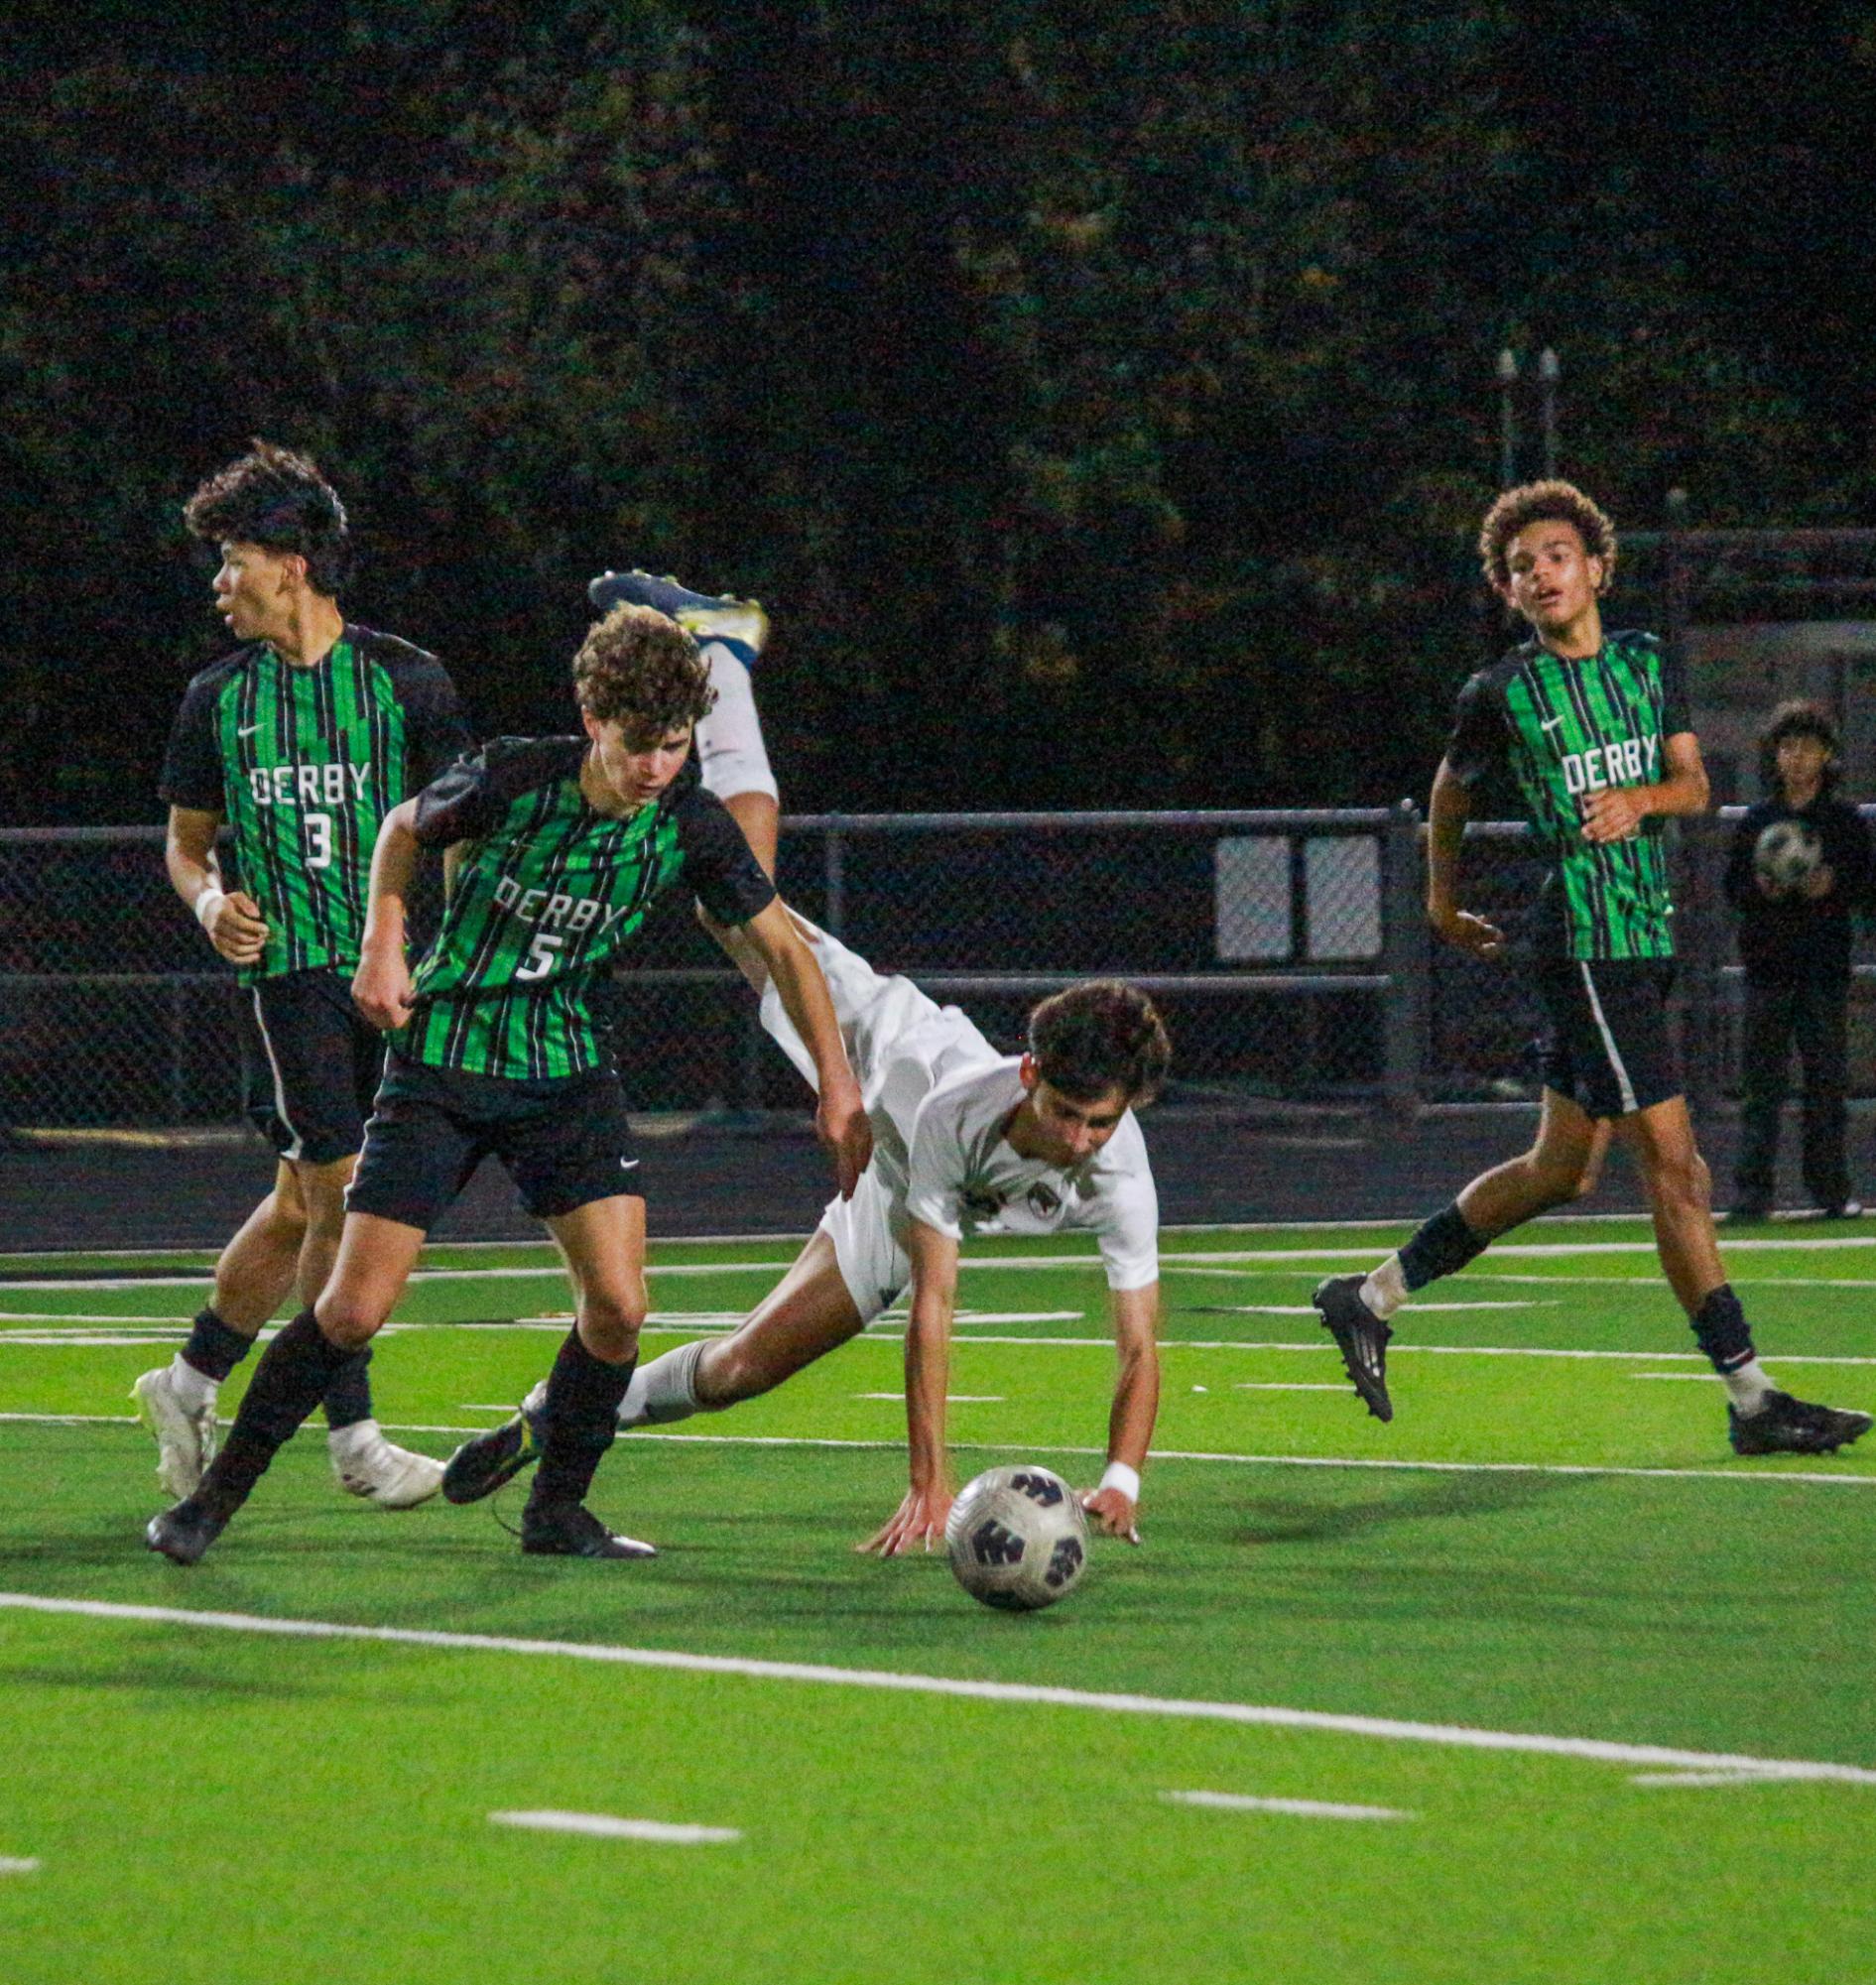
[4, 806, 1872, 1129]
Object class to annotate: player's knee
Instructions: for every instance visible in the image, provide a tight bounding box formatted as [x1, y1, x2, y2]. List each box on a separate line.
[1524, 1146, 1593, 1209]
[704, 1334, 777, 1405]
[259, 1188, 310, 1246]
[314, 1291, 387, 1351]
[578, 1287, 646, 1361]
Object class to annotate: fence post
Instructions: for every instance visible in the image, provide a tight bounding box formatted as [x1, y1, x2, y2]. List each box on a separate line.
[1381, 799, 1425, 1118]
[824, 826, 846, 937]
[1680, 813, 1726, 1125]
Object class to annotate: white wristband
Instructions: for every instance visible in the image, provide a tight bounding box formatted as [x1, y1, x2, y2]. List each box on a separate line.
[193, 886, 227, 934]
[1097, 1461, 1141, 1504]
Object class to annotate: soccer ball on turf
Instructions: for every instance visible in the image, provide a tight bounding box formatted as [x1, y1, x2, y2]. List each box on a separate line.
[945, 1464, 1089, 1612]
[1754, 818, 1822, 894]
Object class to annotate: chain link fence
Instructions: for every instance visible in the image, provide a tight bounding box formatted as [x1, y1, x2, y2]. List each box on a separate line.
[4, 807, 1873, 1130]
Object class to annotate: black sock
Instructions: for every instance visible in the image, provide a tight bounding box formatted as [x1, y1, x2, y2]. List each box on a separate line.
[1399, 1201, 1491, 1293]
[181, 1306, 254, 1384]
[321, 1345, 374, 1432]
[527, 1329, 637, 1512]
[1691, 1285, 1756, 1374]
[189, 1309, 366, 1518]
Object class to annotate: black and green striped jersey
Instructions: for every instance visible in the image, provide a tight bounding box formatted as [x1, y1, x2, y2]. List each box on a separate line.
[400, 737, 776, 1081]
[1444, 630, 1692, 960]
[160, 626, 469, 985]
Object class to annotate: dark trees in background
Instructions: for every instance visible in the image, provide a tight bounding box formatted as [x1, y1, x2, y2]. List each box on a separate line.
[0, 0, 1865, 823]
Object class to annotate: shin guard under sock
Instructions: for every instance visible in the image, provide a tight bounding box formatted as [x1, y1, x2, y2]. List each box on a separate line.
[1399, 1201, 1491, 1292]
[1690, 1285, 1756, 1374]
[190, 1310, 366, 1517]
[320, 1345, 375, 1432]
[181, 1306, 254, 1383]
[528, 1328, 637, 1510]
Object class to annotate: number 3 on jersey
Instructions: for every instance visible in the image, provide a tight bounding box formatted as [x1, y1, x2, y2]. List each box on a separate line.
[304, 810, 333, 870]
[517, 930, 563, 981]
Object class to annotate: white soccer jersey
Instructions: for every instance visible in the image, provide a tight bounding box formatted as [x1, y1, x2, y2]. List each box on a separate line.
[694, 641, 778, 805]
[904, 1058, 1160, 1293]
[759, 928, 994, 1197]
[760, 926, 1160, 1313]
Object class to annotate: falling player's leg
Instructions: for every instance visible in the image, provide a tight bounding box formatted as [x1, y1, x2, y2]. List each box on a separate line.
[629, 1225, 875, 1428]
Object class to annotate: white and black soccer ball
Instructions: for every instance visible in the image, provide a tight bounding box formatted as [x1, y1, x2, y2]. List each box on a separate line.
[945, 1464, 1089, 1612]
[1754, 818, 1823, 894]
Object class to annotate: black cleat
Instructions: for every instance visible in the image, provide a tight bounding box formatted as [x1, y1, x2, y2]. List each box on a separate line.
[442, 1407, 543, 1505]
[519, 1501, 657, 1560]
[1728, 1391, 1874, 1456]
[1313, 1274, 1394, 1423]
[1721, 1201, 1773, 1225]
[145, 1499, 228, 1565]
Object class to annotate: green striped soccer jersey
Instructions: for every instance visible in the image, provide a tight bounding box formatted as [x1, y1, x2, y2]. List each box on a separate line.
[400, 737, 776, 1081]
[160, 627, 469, 984]
[1443, 631, 1691, 960]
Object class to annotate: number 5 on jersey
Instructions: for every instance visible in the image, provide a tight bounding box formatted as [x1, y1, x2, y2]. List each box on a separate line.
[517, 930, 563, 981]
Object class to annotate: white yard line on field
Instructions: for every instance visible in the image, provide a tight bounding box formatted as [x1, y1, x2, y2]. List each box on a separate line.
[12, 1412, 1870, 1490]
[1162, 1790, 1416, 1821]
[7, 1232, 1873, 1297]
[1628, 1770, 1787, 1789]
[4, 1591, 1871, 1787]
[488, 1810, 740, 1845]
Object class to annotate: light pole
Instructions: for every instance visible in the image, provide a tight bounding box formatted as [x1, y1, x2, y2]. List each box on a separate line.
[1497, 348, 1519, 488]
[1539, 347, 1560, 476]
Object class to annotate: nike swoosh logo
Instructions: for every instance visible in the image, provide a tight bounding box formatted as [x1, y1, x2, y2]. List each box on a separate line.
[619, 1157, 640, 1169]
[238, 724, 262, 737]
[1541, 716, 1564, 733]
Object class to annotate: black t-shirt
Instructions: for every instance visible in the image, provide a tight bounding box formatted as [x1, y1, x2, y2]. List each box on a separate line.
[1724, 792, 1875, 984]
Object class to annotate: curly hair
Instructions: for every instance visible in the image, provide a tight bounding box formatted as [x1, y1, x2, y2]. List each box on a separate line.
[573, 603, 717, 740]
[1028, 980, 1171, 1105]
[1478, 479, 1617, 597]
[1758, 698, 1840, 796]
[183, 439, 352, 595]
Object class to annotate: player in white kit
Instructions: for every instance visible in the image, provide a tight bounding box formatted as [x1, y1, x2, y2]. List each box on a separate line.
[443, 919, 1171, 1551]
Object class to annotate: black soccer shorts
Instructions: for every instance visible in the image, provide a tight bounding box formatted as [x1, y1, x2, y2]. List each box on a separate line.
[241, 967, 386, 1167]
[344, 1055, 645, 1232]
[1532, 956, 1682, 1120]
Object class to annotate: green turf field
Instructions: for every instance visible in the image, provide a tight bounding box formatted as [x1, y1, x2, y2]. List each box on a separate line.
[2, 1215, 1872, 1984]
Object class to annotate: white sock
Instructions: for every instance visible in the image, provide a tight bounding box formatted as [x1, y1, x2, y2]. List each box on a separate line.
[619, 1339, 707, 1428]
[1359, 1256, 1409, 1321]
[1722, 1359, 1777, 1415]
[168, 1354, 218, 1416]
[328, 1418, 381, 1456]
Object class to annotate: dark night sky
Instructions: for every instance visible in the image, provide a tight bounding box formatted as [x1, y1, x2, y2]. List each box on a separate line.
[7, 1, 1876, 823]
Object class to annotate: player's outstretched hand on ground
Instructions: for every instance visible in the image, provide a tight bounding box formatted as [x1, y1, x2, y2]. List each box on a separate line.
[817, 1083, 874, 1199]
[858, 1483, 953, 1555]
[205, 890, 270, 967]
[1080, 1486, 1141, 1544]
[351, 949, 416, 1032]
[1428, 904, 1506, 961]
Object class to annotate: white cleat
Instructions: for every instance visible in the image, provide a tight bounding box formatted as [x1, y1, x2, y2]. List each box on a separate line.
[131, 1365, 217, 1500]
[328, 1421, 446, 1509]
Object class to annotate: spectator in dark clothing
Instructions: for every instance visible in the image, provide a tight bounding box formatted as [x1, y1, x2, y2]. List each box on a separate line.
[1723, 701, 1875, 1219]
